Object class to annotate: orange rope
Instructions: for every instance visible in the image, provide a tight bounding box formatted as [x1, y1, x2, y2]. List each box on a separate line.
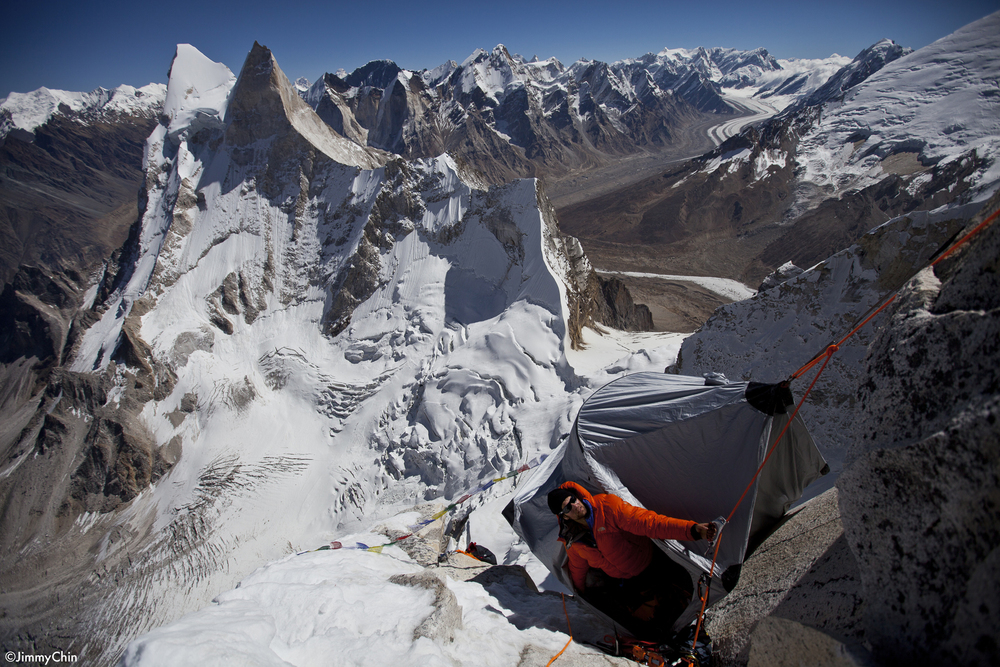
[686, 204, 1000, 663]
[789, 204, 999, 381]
[687, 348, 837, 663]
[546, 593, 574, 666]
[686, 203, 1000, 661]
[790, 296, 896, 381]
[930, 205, 1000, 267]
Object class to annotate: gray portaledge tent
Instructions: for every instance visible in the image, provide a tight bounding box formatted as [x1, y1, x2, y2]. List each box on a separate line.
[503, 372, 829, 633]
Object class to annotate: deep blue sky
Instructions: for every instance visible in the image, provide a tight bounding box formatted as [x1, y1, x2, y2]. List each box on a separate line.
[2, 0, 998, 98]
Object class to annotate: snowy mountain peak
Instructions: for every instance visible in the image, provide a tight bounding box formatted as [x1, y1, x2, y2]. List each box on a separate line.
[224, 42, 387, 167]
[492, 43, 515, 62]
[709, 46, 783, 88]
[454, 44, 529, 102]
[628, 44, 781, 85]
[162, 43, 235, 143]
[459, 48, 488, 68]
[422, 59, 459, 88]
[800, 37, 912, 106]
[0, 82, 165, 140]
[284, 40, 860, 181]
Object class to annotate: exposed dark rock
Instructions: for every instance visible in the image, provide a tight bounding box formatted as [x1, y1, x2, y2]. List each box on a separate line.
[322, 160, 421, 336]
[682, 198, 999, 667]
[705, 489, 869, 667]
[838, 191, 1000, 666]
[530, 181, 652, 347]
[210, 309, 234, 335]
[596, 276, 654, 331]
[0, 112, 156, 287]
[312, 74, 368, 145]
[224, 42, 385, 171]
[753, 151, 985, 283]
[0, 269, 71, 367]
[343, 60, 403, 89]
[368, 77, 411, 154]
[220, 272, 241, 314]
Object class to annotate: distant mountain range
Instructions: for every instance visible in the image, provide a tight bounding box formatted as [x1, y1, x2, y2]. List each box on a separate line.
[0, 39, 855, 294]
[294, 43, 853, 183]
[1, 11, 998, 665]
[558, 19, 998, 289]
[1, 42, 849, 194]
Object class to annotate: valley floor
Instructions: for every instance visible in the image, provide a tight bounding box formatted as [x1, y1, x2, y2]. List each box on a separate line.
[546, 97, 774, 332]
[545, 95, 775, 210]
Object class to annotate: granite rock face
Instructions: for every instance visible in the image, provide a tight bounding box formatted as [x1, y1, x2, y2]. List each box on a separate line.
[671, 204, 972, 487]
[672, 192, 999, 666]
[705, 489, 869, 666]
[838, 191, 1000, 666]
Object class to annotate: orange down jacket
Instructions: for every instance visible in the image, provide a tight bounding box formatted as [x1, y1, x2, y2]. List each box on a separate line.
[557, 481, 697, 592]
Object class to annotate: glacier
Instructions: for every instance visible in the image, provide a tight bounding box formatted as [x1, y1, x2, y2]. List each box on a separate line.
[55, 43, 687, 664]
[2, 13, 998, 665]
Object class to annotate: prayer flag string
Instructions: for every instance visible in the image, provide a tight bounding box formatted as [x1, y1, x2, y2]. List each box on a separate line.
[297, 456, 546, 556]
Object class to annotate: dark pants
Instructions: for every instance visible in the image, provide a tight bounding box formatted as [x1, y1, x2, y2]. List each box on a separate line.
[583, 548, 693, 641]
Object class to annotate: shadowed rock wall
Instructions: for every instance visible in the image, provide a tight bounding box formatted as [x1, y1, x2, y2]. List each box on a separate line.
[838, 190, 1000, 666]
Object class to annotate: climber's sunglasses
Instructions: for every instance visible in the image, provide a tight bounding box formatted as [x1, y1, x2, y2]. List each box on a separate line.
[558, 495, 579, 515]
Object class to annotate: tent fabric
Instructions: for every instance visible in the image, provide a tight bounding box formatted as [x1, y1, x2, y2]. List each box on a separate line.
[506, 372, 828, 632]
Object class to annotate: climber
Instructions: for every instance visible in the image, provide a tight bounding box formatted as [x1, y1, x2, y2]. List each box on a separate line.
[548, 482, 717, 640]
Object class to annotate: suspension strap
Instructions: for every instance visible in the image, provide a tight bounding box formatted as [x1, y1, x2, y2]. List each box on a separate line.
[686, 203, 1000, 662]
[686, 348, 837, 663]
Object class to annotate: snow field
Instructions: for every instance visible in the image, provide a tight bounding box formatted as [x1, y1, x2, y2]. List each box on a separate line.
[796, 12, 1000, 199]
[0, 82, 166, 138]
[66, 44, 704, 663]
[119, 534, 604, 667]
[596, 270, 757, 303]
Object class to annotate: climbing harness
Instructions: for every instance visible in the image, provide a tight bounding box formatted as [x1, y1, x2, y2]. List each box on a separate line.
[584, 630, 709, 666]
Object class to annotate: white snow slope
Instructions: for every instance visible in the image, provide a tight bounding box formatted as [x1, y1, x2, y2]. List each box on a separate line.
[64, 45, 684, 664]
[99, 15, 1000, 663]
[796, 11, 1000, 199]
[695, 11, 1000, 207]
